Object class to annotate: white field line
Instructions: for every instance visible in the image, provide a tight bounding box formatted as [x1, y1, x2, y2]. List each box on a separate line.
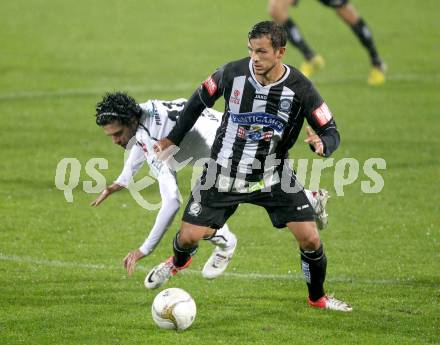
[0, 253, 414, 286]
[0, 73, 438, 101]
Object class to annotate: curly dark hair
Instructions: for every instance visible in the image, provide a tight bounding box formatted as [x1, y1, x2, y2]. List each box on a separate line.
[248, 21, 287, 50]
[95, 91, 142, 126]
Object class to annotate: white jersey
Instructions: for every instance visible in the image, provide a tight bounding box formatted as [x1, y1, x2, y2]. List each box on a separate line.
[115, 99, 222, 255]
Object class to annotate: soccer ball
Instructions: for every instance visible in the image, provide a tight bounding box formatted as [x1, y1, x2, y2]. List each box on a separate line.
[151, 288, 197, 331]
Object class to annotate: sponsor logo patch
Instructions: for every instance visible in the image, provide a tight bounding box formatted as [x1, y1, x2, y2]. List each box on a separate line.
[312, 102, 333, 126]
[230, 89, 241, 105]
[229, 112, 286, 132]
[237, 126, 247, 139]
[248, 126, 273, 141]
[154, 113, 161, 126]
[255, 93, 267, 101]
[236, 125, 273, 141]
[203, 76, 218, 96]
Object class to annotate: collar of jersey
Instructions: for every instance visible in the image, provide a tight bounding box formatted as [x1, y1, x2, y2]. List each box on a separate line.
[248, 59, 291, 90]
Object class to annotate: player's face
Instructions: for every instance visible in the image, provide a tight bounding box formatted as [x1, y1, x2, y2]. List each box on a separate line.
[103, 121, 137, 148]
[248, 36, 285, 77]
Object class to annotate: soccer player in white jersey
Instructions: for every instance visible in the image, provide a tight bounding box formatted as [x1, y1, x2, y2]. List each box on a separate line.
[91, 91, 329, 279]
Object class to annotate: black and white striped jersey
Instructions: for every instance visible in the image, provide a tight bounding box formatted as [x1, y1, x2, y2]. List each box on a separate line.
[168, 57, 339, 182]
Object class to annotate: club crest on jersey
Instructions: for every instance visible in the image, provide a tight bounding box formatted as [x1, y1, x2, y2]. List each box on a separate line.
[312, 102, 333, 126]
[203, 76, 218, 96]
[279, 98, 292, 113]
[188, 202, 202, 217]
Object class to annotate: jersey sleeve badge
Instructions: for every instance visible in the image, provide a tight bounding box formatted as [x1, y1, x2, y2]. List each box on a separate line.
[312, 102, 333, 126]
[203, 75, 218, 96]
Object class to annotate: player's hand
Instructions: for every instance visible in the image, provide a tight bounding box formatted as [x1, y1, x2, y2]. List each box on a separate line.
[90, 183, 123, 207]
[123, 249, 146, 276]
[304, 126, 324, 156]
[153, 138, 178, 161]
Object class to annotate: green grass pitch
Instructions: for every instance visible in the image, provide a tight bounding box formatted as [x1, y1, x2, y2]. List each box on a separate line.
[0, 0, 439, 344]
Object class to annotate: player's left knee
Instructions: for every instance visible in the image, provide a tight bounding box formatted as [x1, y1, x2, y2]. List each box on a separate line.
[302, 233, 321, 251]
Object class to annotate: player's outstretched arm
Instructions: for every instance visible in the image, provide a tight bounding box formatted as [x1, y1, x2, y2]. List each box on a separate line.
[92, 142, 147, 206]
[123, 168, 181, 276]
[90, 183, 124, 207]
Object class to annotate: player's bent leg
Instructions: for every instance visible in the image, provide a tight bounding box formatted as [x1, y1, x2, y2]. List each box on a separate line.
[144, 223, 212, 290]
[178, 222, 215, 248]
[287, 221, 352, 312]
[336, 3, 386, 85]
[334, 2, 359, 25]
[269, 0, 321, 77]
[202, 224, 238, 279]
[144, 255, 193, 290]
[287, 221, 321, 251]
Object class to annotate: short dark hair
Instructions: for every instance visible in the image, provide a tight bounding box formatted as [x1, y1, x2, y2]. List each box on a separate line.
[95, 91, 142, 126]
[248, 21, 287, 50]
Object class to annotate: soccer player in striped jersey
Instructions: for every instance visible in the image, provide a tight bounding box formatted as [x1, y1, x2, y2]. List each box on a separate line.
[268, 0, 386, 85]
[146, 21, 352, 312]
[91, 92, 329, 279]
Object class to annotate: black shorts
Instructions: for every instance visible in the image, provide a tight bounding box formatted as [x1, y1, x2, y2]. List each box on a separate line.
[317, 0, 349, 8]
[182, 174, 316, 229]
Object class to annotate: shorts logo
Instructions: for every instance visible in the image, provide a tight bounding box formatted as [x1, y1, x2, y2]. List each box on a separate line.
[188, 202, 202, 217]
[203, 76, 218, 96]
[296, 204, 310, 211]
[279, 98, 292, 113]
[312, 102, 333, 126]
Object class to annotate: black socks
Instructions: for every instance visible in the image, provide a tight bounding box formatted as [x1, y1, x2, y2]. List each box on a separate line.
[301, 245, 327, 301]
[351, 18, 382, 66]
[284, 18, 315, 60]
[173, 233, 198, 267]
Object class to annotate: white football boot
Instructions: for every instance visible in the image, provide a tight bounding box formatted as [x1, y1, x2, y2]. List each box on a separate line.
[202, 224, 237, 279]
[305, 189, 330, 230]
[308, 295, 353, 312]
[144, 256, 192, 290]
